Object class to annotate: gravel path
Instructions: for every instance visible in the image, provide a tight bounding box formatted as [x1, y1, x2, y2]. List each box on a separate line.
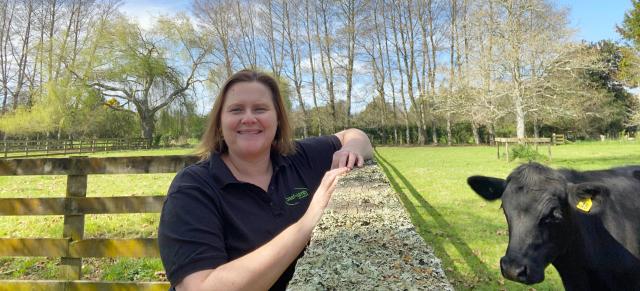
[288, 161, 454, 291]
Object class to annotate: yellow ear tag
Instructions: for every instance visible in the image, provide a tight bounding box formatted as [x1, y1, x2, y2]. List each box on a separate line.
[576, 197, 593, 213]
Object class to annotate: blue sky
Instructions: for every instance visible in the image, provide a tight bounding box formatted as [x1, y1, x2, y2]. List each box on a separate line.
[557, 0, 633, 43]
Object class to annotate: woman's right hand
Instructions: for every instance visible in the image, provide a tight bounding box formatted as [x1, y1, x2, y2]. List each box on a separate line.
[305, 167, 349, 225]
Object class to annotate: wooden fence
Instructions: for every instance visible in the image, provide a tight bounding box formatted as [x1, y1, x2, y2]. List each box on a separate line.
[552, 133, 565, 145]
[494, 137, 552, 161]
[0, 155, 199, 290]
[0, 138, 151, 159]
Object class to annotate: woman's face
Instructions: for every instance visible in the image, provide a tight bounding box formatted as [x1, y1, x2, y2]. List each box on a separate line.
[220, 81, 278, 159]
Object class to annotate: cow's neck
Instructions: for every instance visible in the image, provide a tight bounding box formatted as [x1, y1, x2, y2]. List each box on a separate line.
[551, 218, 590, 291]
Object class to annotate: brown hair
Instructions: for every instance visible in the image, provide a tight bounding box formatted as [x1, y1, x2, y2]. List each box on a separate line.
[195, 69, 295, 160]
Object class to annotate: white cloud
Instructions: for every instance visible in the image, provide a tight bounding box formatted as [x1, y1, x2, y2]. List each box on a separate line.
[119, 0, 190, 29]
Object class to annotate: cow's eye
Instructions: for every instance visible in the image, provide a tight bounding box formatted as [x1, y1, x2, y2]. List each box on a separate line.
[541, 208, 563, 224]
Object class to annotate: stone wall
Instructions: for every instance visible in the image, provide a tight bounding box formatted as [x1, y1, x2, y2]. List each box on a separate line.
[288, 161, 453, 290]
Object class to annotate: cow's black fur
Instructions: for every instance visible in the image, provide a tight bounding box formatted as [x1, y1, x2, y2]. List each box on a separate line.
[467, 163, 640, 290]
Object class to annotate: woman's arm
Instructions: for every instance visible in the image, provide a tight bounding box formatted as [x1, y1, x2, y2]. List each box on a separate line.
[176, 167, 349, 291]
[332, 128, 374, 169]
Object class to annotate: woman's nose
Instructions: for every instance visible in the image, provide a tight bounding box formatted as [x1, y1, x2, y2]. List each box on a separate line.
[240, 112, 257, 124]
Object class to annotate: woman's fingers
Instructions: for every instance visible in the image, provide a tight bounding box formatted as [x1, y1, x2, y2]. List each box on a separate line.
[320, 167, 348, 190]
[357, 153, 364, 167]
[313, 167, 349, 209]
[325, 167, 347, 192]
[332, 150, 366, 170]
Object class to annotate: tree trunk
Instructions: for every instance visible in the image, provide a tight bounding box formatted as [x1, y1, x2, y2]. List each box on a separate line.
[515, 88, 525, 139]
[304, 0, 321, 136]
[141, 114, 155, 144]
[432, 120, 438, 145]
[489, 122, 496, 145]
[446, 113, 452, 145]
[342, 0, 356, 128]
[448, 0, 456, 146]
[390, 3, 411, 145]
[381, 1, 398, 145]
[472, 121, 480, 145]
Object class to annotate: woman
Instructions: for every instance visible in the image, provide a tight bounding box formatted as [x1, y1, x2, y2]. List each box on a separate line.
[158, 69, 373, 291]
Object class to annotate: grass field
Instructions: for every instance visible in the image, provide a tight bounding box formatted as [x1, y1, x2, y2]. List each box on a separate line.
[1, 141, 639, 289]
[375, 140, 640, 290]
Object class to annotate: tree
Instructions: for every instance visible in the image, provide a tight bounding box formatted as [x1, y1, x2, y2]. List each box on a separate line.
[618, 0, 640, 49]
[282, 0, 309, 138]
[618, 0, 640, 128]
[89, 15, 211, 142]
[193, 0, 235, 79]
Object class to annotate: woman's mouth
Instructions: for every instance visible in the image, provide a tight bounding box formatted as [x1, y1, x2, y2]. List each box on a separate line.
[237, 129, 263, 135]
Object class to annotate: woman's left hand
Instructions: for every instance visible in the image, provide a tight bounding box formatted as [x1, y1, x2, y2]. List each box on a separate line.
[331, 148, 365, 170]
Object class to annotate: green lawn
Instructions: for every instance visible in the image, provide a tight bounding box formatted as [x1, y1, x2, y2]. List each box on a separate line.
[375, 140, 640, 290]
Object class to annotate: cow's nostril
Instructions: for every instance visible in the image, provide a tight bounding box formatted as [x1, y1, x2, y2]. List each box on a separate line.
[500, 257, 531, 283]
[516, 265, 528, 281]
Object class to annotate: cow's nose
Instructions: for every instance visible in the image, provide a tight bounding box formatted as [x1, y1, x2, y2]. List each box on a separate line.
[500, 257, 529, 283]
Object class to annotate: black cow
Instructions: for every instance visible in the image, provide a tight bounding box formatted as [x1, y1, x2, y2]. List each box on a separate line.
[467, 162, 640, 290]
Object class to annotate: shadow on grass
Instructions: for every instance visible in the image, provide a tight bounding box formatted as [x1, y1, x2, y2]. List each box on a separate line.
[375, 149, 491, 287]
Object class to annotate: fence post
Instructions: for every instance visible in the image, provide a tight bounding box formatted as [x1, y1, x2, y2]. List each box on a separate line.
[60, 158, 87, 281]
[46, 140, 50, 155]
[505, 142, 509, 161]
[3, 141, 6, 158]
[25, 139, 29, 157]
[79, 140, 83, 154]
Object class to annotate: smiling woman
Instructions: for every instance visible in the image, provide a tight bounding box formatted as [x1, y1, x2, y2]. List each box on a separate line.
[157, 69, 373, 291]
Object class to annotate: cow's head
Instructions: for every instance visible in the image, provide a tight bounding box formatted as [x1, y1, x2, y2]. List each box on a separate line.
[467, 163, 609, 285]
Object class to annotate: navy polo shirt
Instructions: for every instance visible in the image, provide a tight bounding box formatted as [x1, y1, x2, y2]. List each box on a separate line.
[158, 135, 342, 290]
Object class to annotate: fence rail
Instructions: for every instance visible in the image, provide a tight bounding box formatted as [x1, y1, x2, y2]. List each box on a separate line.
[0, 155, 199, 290]
[552, 133, 565, 145]
[0, 138, 151, 159]
[494, 137, 552, 161]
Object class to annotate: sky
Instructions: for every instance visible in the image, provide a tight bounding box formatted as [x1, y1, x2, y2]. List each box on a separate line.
[557, 0, 633, 43]
[119, 0, 189, 29]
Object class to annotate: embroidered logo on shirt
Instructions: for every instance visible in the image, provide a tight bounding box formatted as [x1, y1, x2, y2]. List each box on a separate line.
[285, 188, 310, 206]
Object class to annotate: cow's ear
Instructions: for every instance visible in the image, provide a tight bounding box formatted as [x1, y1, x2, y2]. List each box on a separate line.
[467, 176, 505, 201]
[567, 182, 609, 215]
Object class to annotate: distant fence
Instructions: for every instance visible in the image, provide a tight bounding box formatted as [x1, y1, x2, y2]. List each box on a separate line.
[494, 137, 552, 161]
[552, 133, 565, 145]
[0, 138, 151, 159]
[0, 155, 199, 290]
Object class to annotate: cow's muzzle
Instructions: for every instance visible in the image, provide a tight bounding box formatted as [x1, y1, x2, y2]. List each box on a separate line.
[500, 256, 544, 285]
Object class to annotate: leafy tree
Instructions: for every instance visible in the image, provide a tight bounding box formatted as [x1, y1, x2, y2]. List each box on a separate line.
[87, 14, 211, 142]
[618, 1, 640, 129]
[618, 0, 640, 48]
